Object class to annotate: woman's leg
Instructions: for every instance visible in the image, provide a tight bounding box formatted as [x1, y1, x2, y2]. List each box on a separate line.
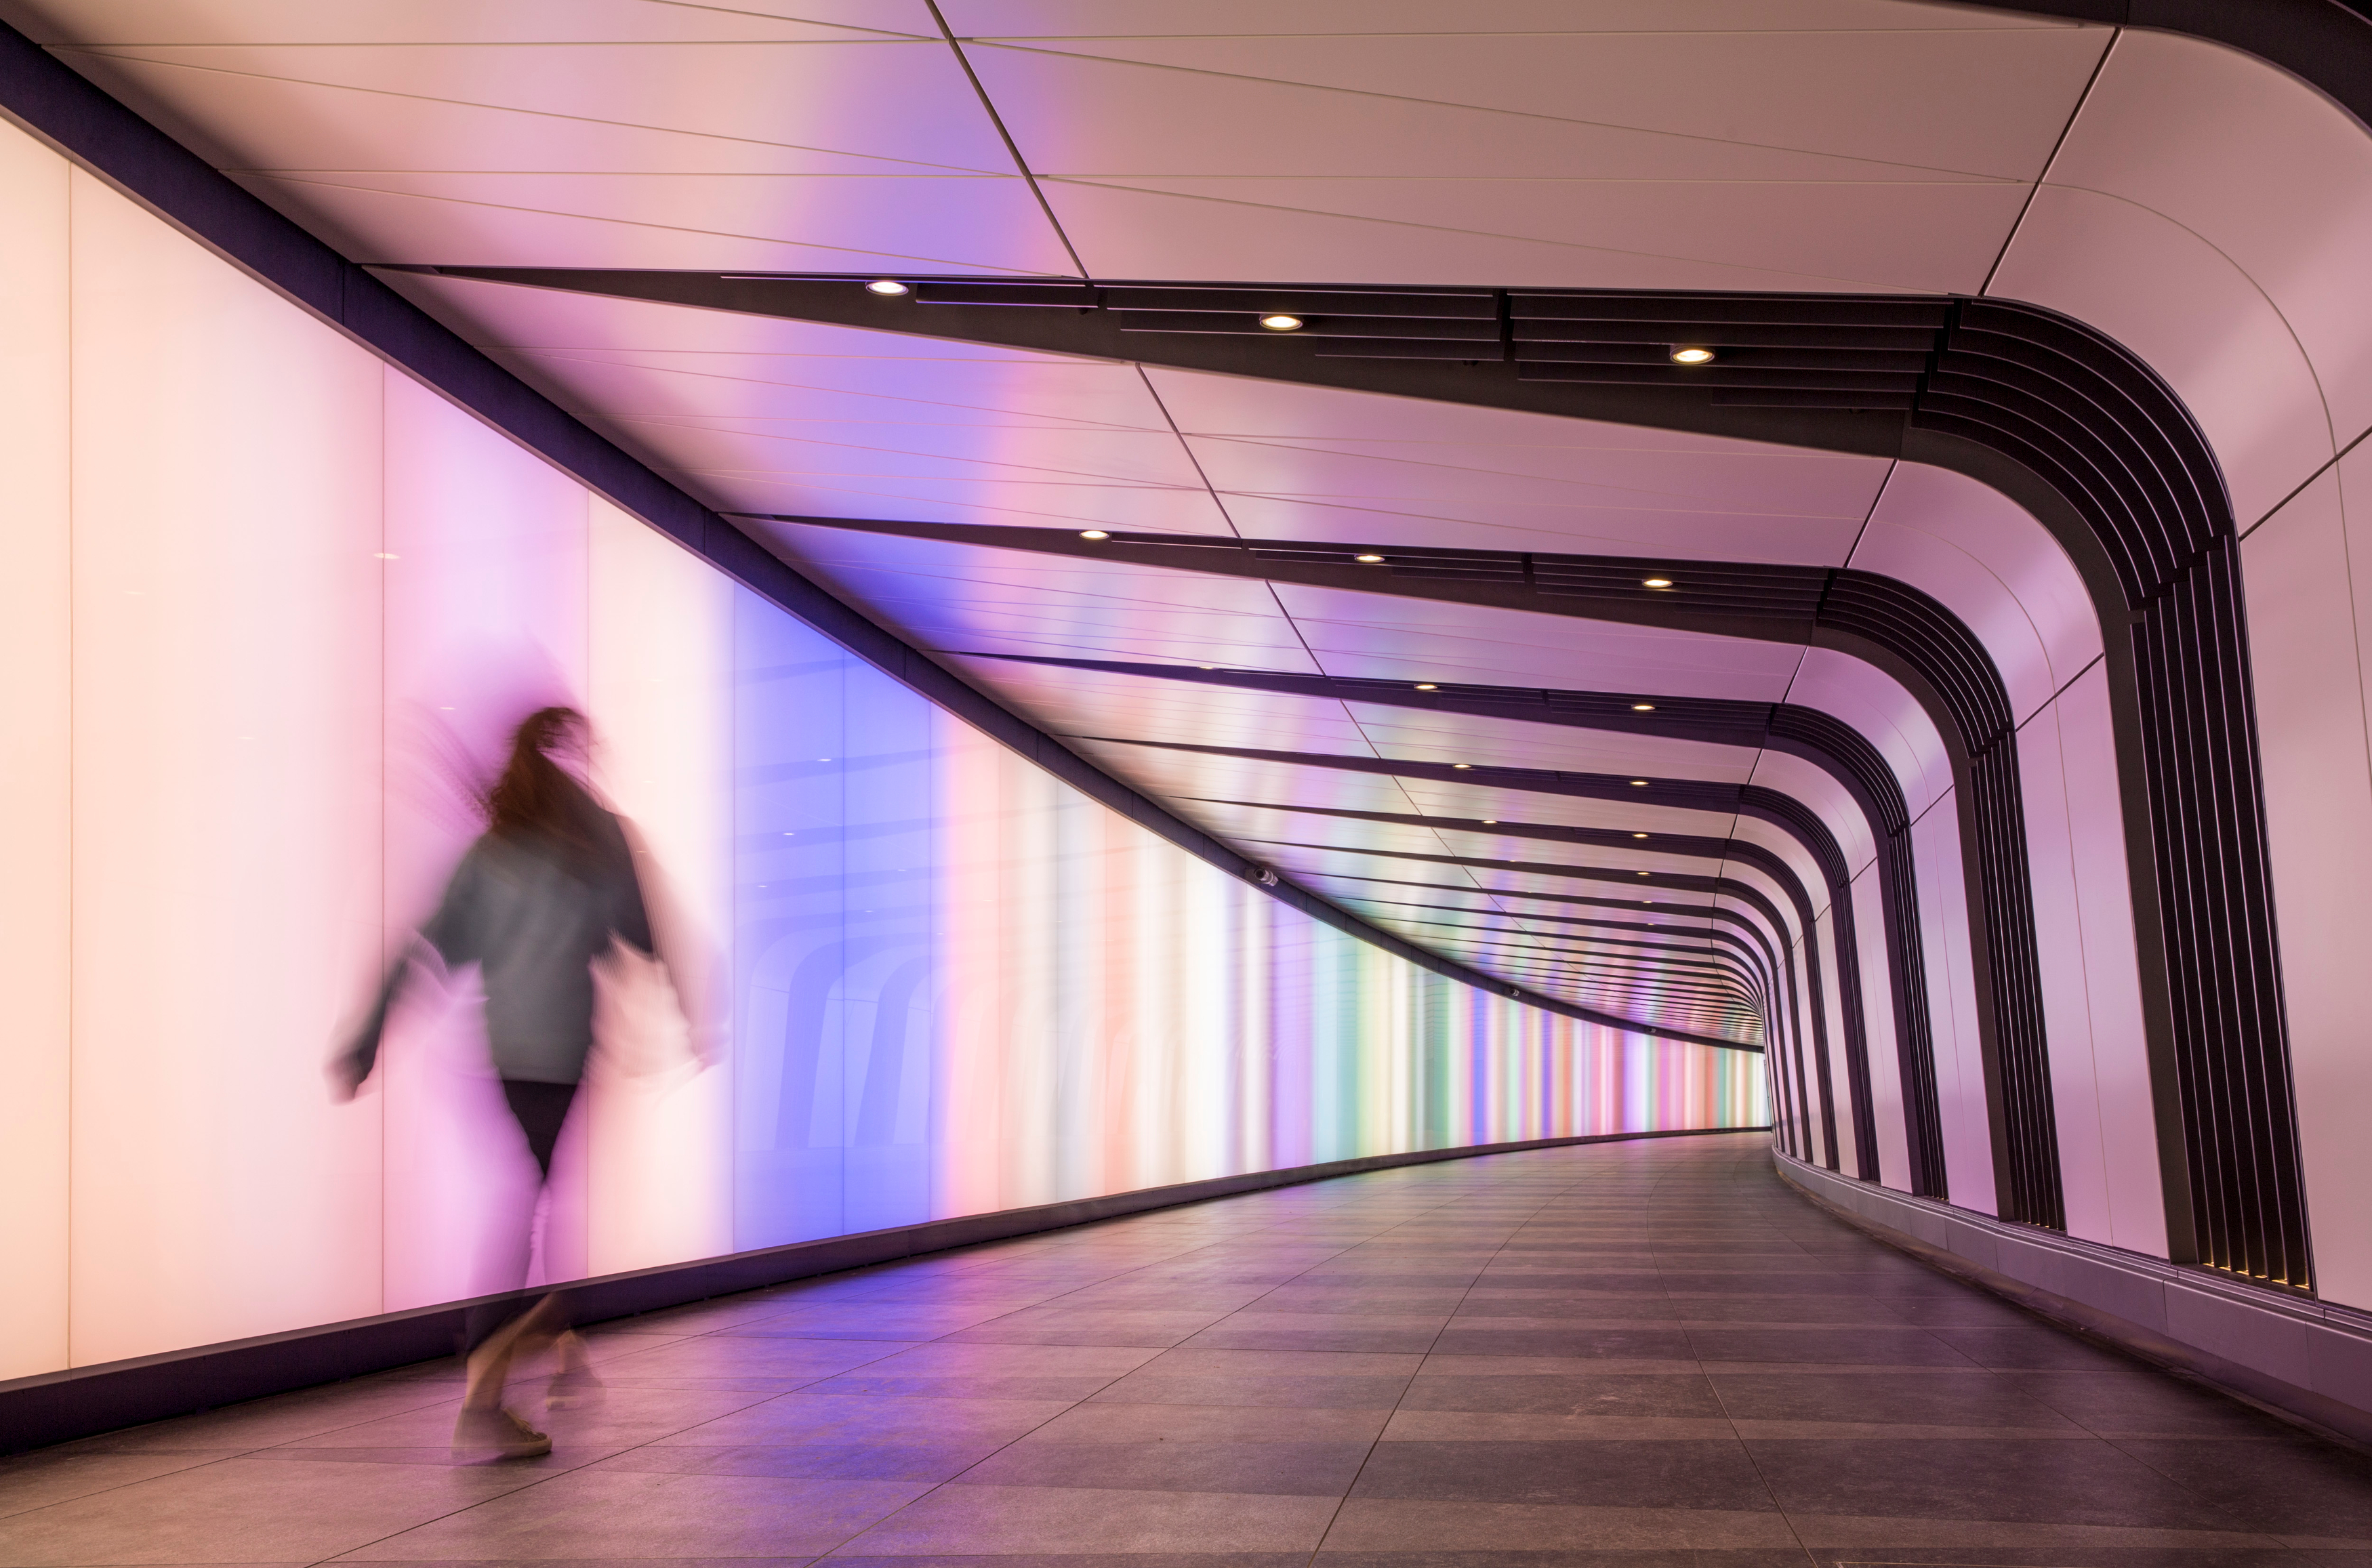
[459, 1081, 580, 1432]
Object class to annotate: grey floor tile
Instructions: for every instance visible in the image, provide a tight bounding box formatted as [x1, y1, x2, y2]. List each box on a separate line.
[653, 1391, 1071, 1447]
[1087, 1373, 1412, 1410]
[0, 1451, 230, 1520]
[1399, 1371, 1722, 1418]
[1349, 1438, 1777, 1510]
[1706, 1369, 2082, 1429]
[338, 1470, 926, 1559]
[1019, 1402, 1389, 1445]
[955, 1438, 1372, 1495]
[1745, 1435, 2255, 1529]
[0, 1457, 540, 1566]
[827, 1482, 1338, 1554]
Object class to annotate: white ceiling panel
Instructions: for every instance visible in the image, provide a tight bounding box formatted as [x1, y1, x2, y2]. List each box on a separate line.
[1051, 175, 2028, 295]
[37, 62, 930, 175]
[1067, 745, 1417, 813]
[227, 169, 1072, 272]
[615, 419, 1206, 488]
[1746, 749, 1878, 877]
[1038, 177, 1968, 294]
[1782, 646, 1952, 820]
[948, 666, 1369, 751]
[944, 3, 2066, 42]
[708, 474, 1233, 535]
[64, 41, 1013, 168]
[1188, 430, 1882, 517]
[1394, 782, 1740, 839]
[963, 26, 2102, 180]
[1206, 491, 1866, 564]
[769, 568, 1311, 676]
[1850, 461, 2101, 723]
[2, 1, 935, 44]
[1271, 584, 1803, 698]
[1343, 704, 1762, 783]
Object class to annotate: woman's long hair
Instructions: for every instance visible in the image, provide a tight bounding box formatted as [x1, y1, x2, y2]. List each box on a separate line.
[486, 706, 598, 857]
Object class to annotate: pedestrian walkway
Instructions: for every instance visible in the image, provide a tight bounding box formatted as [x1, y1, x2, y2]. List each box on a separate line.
[5, 1131, 2370, 1561]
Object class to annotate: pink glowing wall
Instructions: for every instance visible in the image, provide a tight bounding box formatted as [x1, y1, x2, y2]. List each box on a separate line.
[0, 117, 1763, 1382]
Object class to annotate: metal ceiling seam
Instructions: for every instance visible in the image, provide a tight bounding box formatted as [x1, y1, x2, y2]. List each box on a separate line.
[0, 16, 1750, 1058]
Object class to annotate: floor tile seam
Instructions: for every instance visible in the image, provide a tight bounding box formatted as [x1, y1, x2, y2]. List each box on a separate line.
[1704, 1157, 1823, 1567]
[735, 1293, 1269, 1558]
[1303, 1174, 1587, 1567]
[0, 1447, 260, 1526]
[2086, 1423, 2328, 1538]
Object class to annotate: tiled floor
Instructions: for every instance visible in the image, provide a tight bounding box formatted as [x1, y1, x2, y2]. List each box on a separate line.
[7, 1130, 2372, 1565]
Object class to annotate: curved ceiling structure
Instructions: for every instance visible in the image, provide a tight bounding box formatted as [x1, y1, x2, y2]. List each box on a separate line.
[18, 0, 2372, 1305]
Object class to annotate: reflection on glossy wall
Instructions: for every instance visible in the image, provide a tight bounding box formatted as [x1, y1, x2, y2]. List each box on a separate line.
[0, 117, 1763, 1380]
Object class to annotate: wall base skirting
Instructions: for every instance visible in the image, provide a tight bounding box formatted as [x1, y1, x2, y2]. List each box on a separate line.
[0, 1126, 1765, 1455]
[1774, 1150, 2372, 1448]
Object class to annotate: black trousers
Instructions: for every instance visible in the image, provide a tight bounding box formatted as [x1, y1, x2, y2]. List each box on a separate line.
[464, 1078, 581, 1353]
[502, 1079, 578, 1178]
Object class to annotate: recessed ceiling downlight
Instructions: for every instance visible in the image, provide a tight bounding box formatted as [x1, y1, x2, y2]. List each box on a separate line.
[1630, 779, 1650, 787]
[1355, 553, 1385, 564]
[1633, 832, 1649, 840]
[1261, 314, 1305, 331]
[866, 278, 911, 295]
[1414, 682, 1438, 690]
[1670, 346, 1715, 365]
[1452, 762, 1473, 770]
[1643, 577, 1674, 589]
[1079, 529, 1110, 540]
[1631, 702, 1656, 712]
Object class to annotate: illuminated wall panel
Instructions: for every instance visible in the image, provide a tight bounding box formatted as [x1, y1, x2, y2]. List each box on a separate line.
[0, 108, 73, 1382]
[0, 115, 1763, 1380]
[66, 166, 389, 1368]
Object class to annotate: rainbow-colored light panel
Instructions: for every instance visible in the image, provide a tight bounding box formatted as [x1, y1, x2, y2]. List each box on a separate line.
[0, 117, 1763, 1378]
[728, 599, 1768, 1250]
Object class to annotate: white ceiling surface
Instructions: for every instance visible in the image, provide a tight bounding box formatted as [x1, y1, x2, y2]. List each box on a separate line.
[1, 0, 2144, 1042]
[14, 0, 2109, 292]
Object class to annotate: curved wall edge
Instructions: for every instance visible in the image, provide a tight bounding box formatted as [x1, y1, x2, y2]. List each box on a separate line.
[0, 1126, 1767, 1458]
[1774, 1150, 2372, 1448]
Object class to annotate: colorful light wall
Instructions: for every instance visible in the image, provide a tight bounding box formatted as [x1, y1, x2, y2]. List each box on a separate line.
[0, 116, 1763, 1382]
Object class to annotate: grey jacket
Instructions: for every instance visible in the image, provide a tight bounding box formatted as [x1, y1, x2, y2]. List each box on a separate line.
[345, 808, 653, 1086]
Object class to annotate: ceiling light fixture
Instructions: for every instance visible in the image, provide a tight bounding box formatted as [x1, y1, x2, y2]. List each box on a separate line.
[1630, 779, 1650, 787]
[1452, 762, 1473, 770]
[866, 279, 911, 296]
[1637, 871, 1652, 877]
[1080, 529, 1110, 540]
[1670, 346, 1715, 365]
[1632, 832, 1648, 840]
[1355, 553, 1386, 564]
[1481, 819, 1497, 824]
[1631, 702, 1656, 712]
[1414, 682, 1438, 690]
[1643, 577, 1673, 589]
[1261, 314, 1304, 331]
